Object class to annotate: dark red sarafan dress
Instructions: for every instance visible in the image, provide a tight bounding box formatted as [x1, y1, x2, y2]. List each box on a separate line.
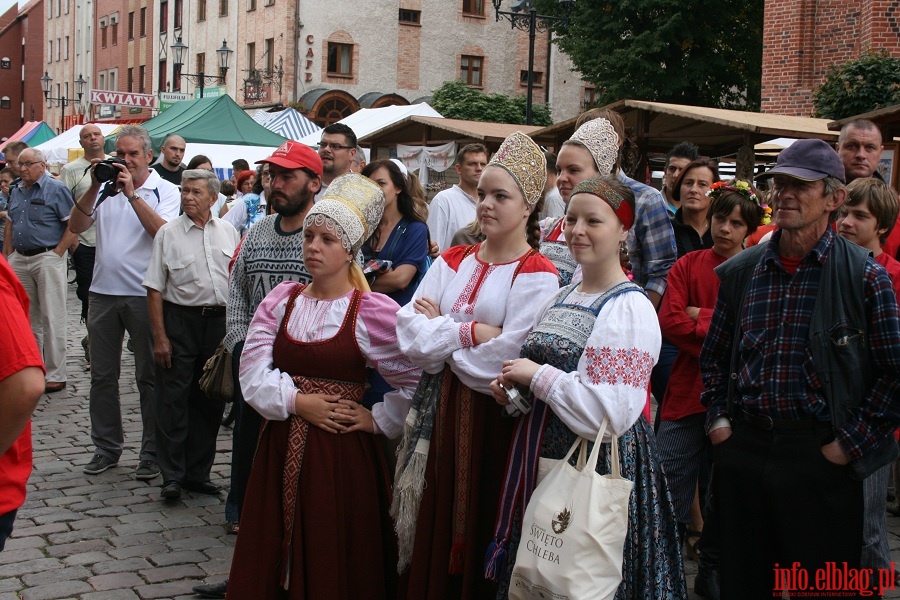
[227, 288, 396, 599]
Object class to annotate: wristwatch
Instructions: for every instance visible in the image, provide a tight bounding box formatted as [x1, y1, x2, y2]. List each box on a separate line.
[128, 194, 141, 203]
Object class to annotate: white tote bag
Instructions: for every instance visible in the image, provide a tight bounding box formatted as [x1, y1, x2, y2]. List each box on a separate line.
[509, 417, 633, 600]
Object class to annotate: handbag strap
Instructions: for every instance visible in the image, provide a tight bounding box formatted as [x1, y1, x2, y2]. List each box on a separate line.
[584, 416, 622, 479]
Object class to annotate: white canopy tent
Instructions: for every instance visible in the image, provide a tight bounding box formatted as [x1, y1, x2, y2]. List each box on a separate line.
[184, 143, 280, 181]
[297, 103, 442, 147]
[34, 123, 122, 165]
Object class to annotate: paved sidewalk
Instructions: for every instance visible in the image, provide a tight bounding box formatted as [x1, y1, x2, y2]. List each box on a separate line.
[2, 285, 900, 598]
[1, 288, 234, 600]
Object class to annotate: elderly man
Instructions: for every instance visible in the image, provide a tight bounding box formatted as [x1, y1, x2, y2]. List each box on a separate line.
[69, 125, 181, 479]
[192, 140, 322, 599]
[60, 125, 109, 363]
[0, 254, 46, 551]
[144, 169, 238, 500]
[152, 134, 186, 186]
[701, 139, 900, 599]
[3, 148, 76, 393]
[315, 123, 356, 200]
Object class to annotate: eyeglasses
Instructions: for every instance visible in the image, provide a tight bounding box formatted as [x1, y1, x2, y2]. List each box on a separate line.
[318, 142, 351, 151]
[16, 161, 43, 169]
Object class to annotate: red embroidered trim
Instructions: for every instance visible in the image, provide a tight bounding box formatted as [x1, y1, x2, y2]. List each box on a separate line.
[583, 346, 655, 388]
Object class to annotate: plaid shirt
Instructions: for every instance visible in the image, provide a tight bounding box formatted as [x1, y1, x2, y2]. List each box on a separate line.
[700, 228, 900, 459]
[617, 170, 677, 297]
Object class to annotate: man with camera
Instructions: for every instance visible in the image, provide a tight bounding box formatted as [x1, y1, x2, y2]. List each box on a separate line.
[69, 125, 181, 480]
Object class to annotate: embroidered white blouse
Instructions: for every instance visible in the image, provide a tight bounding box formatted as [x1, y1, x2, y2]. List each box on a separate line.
[529, 288, 662, 439]
[396, 244, 559, 395]
[240, 282, 422, 439]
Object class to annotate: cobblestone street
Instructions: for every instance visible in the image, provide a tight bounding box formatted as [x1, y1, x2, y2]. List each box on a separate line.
[2, 283, 900, 598]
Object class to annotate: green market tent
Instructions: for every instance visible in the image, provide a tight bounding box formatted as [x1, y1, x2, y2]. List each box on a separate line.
[103, 95, 288, 154]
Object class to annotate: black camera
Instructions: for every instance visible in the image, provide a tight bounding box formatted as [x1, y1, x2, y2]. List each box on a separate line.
[93, 157, 127, 183]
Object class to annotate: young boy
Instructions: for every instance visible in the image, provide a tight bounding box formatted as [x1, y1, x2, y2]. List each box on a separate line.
[836, 176, 900, 576]
[838, 177, 900, 289]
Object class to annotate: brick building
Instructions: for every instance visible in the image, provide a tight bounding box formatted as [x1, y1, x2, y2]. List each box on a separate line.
[0, 0, 44, 140]
[761, 0, 900, 116]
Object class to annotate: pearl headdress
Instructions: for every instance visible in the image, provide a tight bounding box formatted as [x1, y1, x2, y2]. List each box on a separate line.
[488, 131, 547, 206]
[568, 118, 619, 175]
[304, 173, 385, 255]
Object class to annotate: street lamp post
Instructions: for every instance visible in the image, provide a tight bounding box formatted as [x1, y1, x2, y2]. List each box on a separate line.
[491, 0, 571, 125]
[170, 38, 233, 98]
[40, 73, 87, 132]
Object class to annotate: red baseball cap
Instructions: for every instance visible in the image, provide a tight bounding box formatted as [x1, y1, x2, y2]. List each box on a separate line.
[256, 141, 323, 177]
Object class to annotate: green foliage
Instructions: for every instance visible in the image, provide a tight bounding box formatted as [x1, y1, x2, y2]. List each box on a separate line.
[430, 80, 553, 126]
[812, 50, 900, 119]
[531, 0, 763, 111]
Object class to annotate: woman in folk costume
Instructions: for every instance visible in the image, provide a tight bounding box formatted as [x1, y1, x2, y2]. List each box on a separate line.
[393, 131, 560, 599]
[540, 117, 619, 286]
[487, 176, 687, 599]
[228, 173, 421, 599]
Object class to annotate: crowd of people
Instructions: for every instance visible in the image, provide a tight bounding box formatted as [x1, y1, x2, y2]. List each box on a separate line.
[0, 111, 898, 600]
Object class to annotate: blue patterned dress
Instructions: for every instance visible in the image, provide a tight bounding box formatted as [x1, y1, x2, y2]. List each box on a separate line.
[498, 282, 687, 599]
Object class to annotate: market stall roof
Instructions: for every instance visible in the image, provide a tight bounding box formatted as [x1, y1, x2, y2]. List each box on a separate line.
[828, 104, 900, 140]
[104, 95, 288, 154]
[0, 121, 57, 156]
[530, 99, 838, 158]
[360, 115, 543, 151]
[34, 123, 122, 165]
[298, 104, 443, 147]
[252, 107, 321, 140]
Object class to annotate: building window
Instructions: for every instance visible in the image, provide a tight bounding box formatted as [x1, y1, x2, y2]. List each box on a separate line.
[174, 0, 183, 28]
[460, 55, 483, 86]
[139, 65, 146, 93]
[57, 37, 61, 61]
[399, 9, 421, 24]
[264, 0, 274, 6]
[265, 38, 274, 73]
[111, 22, 118, 45]
[128, 11, 134, 39]
[246, 42, 256, 72]
[109, 69, 117, 91]
[198, 0, 206, 21]
[99, 72, 105, 89]
[583, 86, 597, 109]
[159, 59, 167, 92]
[173, 64, 181, 91]
[0, 57, 9, 69]
[248, 0, 256, 11]
[0, 96, 9, 109]
[65, 0, 69, 14]
[519, 70, 543, 86]
[219, 0, 228, 16]
[128, 67, 133, 92]
[197, 52, 205, 74]
[65, 36, 69, 59]
[462, 0, 484, 16]
[48, 40, 52, 62]
[327, 42, 352, 76]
